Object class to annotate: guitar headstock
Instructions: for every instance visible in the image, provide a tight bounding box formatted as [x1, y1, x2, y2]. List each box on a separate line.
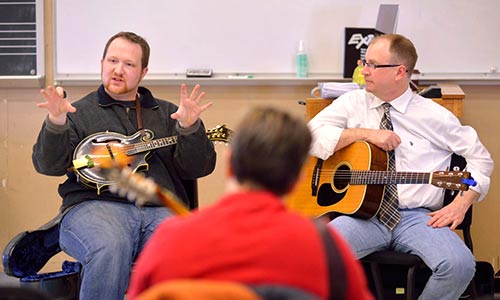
[107, 167, 156, 204]
[206, 124, 233, 144]
[106, 167, 190, 215]
[431, 170, 476, 191]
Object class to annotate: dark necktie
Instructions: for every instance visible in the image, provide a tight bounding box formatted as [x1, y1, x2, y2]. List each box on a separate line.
[378, 103, 401, 230]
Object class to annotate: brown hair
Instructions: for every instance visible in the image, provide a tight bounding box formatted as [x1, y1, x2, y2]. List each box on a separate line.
[102, 31, 150, 69]
[372, 33, 418, 75]
[230, 107, 312, 196]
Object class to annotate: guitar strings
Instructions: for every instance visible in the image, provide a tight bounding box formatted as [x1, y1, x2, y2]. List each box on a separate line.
[312, 169, 463, 189]
[315, 169, 432, 180]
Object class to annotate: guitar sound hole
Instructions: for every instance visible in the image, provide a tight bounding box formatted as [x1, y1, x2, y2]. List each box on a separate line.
[317, 184, 342, 206]
[317, 165, 350, 207]
[333, 164, 351, 191]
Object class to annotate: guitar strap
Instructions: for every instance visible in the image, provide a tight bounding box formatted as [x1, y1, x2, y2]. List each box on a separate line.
[313, 219, 347, 300]
[135, 94, 144, 131]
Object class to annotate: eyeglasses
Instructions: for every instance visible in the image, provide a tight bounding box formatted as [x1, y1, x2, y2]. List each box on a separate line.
[361, 60, 405, 70]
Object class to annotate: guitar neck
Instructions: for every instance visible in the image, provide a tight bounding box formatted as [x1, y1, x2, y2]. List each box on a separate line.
[350, 171, 431, 185]
[127, 136, 178, 155]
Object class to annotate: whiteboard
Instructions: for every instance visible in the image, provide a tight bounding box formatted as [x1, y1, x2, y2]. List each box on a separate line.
[54, 0, 500, 80]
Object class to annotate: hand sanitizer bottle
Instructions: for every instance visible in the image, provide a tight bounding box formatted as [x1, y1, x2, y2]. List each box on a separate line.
[296, 40, 309, 78]
[352, 59, 365, 86]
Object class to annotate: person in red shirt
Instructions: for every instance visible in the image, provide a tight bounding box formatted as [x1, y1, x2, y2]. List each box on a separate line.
[127, 107, 373, 300]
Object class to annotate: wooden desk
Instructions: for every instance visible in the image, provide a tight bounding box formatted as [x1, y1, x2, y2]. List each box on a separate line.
[306, 83, 464, 120]
[431, 83, 464, 118]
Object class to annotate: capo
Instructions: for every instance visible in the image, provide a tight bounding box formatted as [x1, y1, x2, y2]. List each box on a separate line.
[462, 177, 477, 187]
[458, 177, 477, 196]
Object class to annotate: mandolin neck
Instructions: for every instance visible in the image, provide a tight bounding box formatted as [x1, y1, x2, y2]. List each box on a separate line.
[126, 136, 178, 155]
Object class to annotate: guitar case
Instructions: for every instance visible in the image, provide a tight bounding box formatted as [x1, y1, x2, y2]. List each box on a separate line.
[1, 213, 81, 300]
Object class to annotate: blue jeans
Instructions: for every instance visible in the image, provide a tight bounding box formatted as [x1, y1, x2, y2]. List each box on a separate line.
[330, 208, 475, 300]
[59, 200, 172, 300]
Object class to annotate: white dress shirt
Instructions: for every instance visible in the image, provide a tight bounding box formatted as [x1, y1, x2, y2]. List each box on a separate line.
[308, 87, 493, 210]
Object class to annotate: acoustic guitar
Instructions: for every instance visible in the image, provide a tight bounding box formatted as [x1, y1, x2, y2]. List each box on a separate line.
[71, 125, 232, 194]
[285, 141, 475, 219]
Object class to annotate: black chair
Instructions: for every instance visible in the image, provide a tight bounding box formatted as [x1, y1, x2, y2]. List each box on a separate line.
[2, 179, 198, 300]
[361, 154, 493, 300]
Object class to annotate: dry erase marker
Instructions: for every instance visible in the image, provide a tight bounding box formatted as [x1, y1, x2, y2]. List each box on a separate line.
[228, 74, 253, 79]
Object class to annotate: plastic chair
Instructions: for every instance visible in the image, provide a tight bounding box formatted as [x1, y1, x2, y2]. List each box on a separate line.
[136, 280, 321, 300]
[136, 280, 262, 300]
[360, 154, 490, 300]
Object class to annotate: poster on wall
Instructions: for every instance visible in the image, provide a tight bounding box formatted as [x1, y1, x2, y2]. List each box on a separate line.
[343, 27, 381, 78]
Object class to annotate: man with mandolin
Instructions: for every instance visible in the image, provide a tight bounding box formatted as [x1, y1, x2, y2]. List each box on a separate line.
[32, 31, 216, 300]
[307, 34, 493, 300]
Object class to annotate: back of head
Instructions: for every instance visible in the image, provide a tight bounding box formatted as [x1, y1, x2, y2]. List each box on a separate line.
[372, 33, 418, 75]
[230, 107, 312, 196]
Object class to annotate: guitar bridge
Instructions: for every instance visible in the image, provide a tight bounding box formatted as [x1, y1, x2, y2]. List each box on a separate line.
[311, 158, 323, 196]
[106, 143, 115, 160]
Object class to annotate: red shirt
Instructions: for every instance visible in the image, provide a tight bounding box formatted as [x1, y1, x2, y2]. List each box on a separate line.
[127, 191, 373, 300]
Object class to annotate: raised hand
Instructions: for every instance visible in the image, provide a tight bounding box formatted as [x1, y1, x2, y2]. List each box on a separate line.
[38, 85, 76, 125]
[170, 84, 213, 128]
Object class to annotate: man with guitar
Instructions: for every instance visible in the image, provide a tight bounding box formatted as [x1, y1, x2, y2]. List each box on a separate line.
[32, 32, 216, 300]
[127, 107, 373, 300]
[308, 34, 493, 300]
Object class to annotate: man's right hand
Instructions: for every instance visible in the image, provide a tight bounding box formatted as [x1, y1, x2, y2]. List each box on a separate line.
[367, 129, 401, 152]
[38, 85, 77, 125]
[335, 128, 401, 152]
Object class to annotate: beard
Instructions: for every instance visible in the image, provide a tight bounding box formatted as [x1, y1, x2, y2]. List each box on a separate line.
[105, 81, 129, 95]
[103, 76, 139, 100]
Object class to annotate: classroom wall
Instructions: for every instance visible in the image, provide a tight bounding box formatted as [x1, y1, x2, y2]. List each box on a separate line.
[0, 0, 499, 274]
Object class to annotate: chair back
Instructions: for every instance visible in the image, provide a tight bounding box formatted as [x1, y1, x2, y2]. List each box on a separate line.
[181, 179, 199, 210]
[443, 154, 473, 252]
[443, 154, 471, 230]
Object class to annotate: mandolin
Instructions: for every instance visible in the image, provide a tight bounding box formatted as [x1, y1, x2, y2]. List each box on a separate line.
[71, 125, 232, 194]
